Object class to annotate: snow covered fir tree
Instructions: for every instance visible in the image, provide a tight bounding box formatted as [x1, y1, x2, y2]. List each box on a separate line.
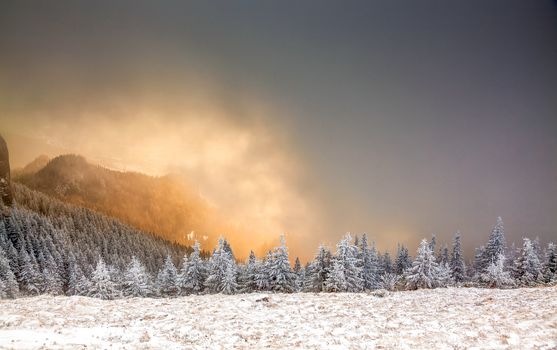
[0, 181, 556, 299]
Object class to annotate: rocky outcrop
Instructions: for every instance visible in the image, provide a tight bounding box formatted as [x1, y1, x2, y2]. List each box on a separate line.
[0, 134, 14, 211]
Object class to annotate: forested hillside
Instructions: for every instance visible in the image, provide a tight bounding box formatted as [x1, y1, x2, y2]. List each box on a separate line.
[0, 183, 191, 298]
[15, 154, 219, 246]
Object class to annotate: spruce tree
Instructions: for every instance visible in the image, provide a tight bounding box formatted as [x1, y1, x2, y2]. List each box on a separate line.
[514, 238, 543, 286]
[303, 245, 332, 292]
[239, 251, 258, 293]
[450, 231, 466, 283]
[156, 255, 179, 296]
[205, 239, 231, 293]
[221, 257, 238, 295]
[42, 251, 64, 295]
[178, 241, 207, 295]
[482, 254, 514, 288]
[268, 235, 297, 293]
[479, 217, 506, 273]
[360, 234, 380, 290]
[89, 257, 119, 300]
[255, 251, 271, 291]
[122, 256, 152, 297]
[395, 244, 411, 276]
[406, 239, 439, 289]
[18, 247, 42, 295]
[0, 247, 18, 298]
[325, 234, 363, 292]
[543, 242, 557, 283]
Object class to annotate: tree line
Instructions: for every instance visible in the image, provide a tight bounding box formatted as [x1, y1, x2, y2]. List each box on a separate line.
[0, 184, 556, 299]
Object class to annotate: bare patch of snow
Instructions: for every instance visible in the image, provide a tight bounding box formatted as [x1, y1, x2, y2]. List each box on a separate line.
[0, 287, 556, 349]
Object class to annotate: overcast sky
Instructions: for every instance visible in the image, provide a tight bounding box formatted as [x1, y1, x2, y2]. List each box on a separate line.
[1, 0, 556, 259]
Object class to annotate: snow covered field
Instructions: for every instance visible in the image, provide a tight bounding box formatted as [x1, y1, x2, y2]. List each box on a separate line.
[0, 287, 556, 349]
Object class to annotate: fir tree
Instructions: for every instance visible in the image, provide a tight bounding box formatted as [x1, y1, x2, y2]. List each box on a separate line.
[67, 253, 88, 296]
[303, 245, 332, 292]
[221, 257, 238, 295]
[17, 247, 42, 295]
[450, 231, 466, 283]
[293, 257, 303, 291]
[325, 234, 363, 292]
[479, 217, 506, 273]
[406, 239, 440, 289]
[543, 242, 557, 283]
[255, 251, 272, 291]
[239, 251, 258, 293]
[0, 247, 18, 298]
[156, 255, 179, 296]
[360, 234, 380, 290]
[514, 238, 543, 286]
[395, 244, 411, 276]
[122, 256, 152, 297]
[88, 257, 119, 300]
[42, 251, 64, 295]
[482, 254, 514, 288]
[177, 241, 207, 295]
[268, 235, 297, 293]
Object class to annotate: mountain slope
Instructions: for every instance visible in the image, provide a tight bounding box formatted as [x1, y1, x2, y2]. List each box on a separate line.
[4, 182, 190, 278]
[15, 155, 219, 245]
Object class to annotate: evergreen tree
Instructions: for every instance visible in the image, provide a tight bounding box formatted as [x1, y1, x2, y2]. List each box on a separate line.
[156, 255, 179, 296]
[325, 234, 363, 292]
[481, 254, 514, 288]
[205, 239, 231, 293]
[360, 234, 380, 290]
[303, 245, 332, 292]
[293, 257, 303, 291]
[268, 235, 297, 293]
[381, 252, 393, 275]
[42, 251, 64, 295]
[514, 238, 543, 286]
[478, 217, 506, 273]
[239, 251, 258, 293]
[429, 233, 437, 253]
[543, 242, 557, 283]
[395, 244, 411, 276]
[122, 256, 152, 297]
[177, 241, 207, 295]
[88, 257, 119, 300]
[406, 239, 440, 289]
[221, 257, 238, 295]
[436, 262, 453, 287]
[0, 247, 18, 298]
[17, 247, 42, 295]
[439, 245, 449, 265]
[67, 253, 88, 296]
[255, 251, 271, 291]
[325, 257, 347, 292]
[450, 231, 466, 283]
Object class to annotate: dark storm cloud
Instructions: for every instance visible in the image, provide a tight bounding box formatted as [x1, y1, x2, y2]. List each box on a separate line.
[1, 0, 556, 258]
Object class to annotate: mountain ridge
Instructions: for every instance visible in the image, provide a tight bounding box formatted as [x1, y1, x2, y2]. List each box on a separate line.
[14, 154, 221, 247]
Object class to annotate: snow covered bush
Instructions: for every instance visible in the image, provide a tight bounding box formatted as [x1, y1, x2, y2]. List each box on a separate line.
[379, 273, 399, 291]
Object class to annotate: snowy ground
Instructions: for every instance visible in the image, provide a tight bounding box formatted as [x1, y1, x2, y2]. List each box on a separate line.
[0, 287, 556, 350]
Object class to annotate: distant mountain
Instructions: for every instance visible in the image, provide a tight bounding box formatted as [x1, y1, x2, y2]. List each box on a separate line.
[15, 154, 220, 246]
[11, 154, 50, 178]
